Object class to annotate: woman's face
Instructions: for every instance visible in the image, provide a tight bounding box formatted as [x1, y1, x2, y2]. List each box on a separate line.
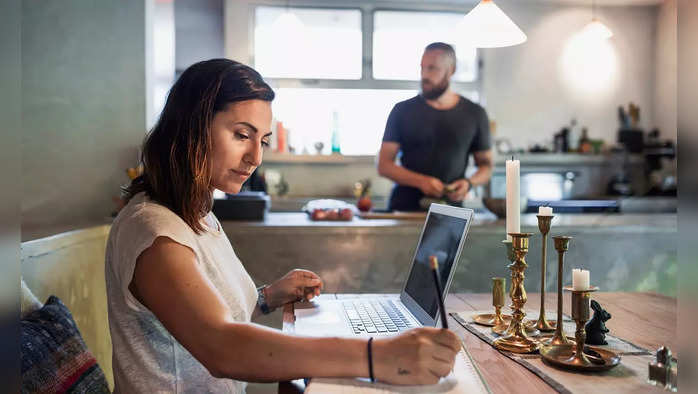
[210, 99, 272, 194]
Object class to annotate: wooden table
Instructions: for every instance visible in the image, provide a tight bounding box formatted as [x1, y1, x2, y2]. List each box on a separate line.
[279, 292, 676, 394]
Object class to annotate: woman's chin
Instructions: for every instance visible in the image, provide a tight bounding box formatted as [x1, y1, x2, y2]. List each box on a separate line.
[216, 184, 242, 195]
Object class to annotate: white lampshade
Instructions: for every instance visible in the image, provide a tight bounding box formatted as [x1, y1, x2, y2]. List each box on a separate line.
[581, 18, 613, 40]
[457, 0, 527, 48]
[272, 10, 304, 35]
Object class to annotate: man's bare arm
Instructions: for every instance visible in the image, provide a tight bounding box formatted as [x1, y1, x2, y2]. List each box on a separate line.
[377, 142, 444, 197]
[469, 149, 494, 187]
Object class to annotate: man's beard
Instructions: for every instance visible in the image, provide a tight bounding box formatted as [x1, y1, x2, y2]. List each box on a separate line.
[421, 76, 449, 100]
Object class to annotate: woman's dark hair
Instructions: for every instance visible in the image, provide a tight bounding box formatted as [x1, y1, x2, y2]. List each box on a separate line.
[124, 59, 274, 234]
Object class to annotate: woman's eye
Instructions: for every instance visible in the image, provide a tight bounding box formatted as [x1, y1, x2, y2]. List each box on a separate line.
[261, 139, 270, 147]
[235, 132, 249, 140]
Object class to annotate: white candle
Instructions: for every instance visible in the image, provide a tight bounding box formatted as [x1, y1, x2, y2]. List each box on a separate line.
[572, 269, 590, 290]
[538, 206, 553, 216]
[505, 159, 521, 241]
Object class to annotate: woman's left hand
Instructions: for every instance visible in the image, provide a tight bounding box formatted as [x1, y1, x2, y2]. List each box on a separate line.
[265, 269, 324, 309]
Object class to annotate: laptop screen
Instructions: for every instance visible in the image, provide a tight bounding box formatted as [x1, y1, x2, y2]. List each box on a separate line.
[403, 212, 468, 320]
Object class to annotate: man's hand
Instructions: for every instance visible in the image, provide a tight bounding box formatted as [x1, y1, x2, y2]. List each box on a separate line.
[265, 269, 323, 309]
[445, 179, 471, 202]
[418, 176, 445, 198]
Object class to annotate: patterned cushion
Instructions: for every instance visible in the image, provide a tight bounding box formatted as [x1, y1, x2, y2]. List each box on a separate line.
[21, 296, 109, 394]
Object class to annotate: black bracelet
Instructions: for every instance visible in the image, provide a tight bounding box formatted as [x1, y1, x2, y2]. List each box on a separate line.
[367, 337, 375, 383]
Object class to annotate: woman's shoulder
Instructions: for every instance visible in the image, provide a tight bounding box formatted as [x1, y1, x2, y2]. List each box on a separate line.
[112, 192, 194, 240]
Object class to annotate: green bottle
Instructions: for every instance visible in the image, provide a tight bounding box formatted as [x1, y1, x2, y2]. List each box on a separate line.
[331, 110, 341, 154]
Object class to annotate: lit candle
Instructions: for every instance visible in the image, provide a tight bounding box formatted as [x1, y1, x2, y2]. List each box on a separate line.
[505, 158, 521, 241]
[538, 206, 553, 216]
[572, 269, 590, 290]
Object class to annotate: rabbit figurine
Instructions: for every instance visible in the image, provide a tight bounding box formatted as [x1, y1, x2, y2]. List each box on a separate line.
[585, 300, 611, 345]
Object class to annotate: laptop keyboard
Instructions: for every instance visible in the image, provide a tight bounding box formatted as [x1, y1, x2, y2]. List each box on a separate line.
[343, 299, 415, 335]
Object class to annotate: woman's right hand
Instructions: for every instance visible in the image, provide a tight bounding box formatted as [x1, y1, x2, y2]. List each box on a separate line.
[371, 327, 461, 385]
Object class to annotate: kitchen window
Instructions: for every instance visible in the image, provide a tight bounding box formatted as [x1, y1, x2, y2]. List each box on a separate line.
[252, 5, 482, 157]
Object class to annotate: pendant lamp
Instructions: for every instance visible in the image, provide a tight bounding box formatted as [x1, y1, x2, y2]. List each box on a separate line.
[272, 0, 304, 35]
[581, 0, 613, 40]
[458, 0, 527, 48]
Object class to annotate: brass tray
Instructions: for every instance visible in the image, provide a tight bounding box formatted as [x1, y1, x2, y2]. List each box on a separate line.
[540, 344, 621, 372]
[472, 313, 512, 327]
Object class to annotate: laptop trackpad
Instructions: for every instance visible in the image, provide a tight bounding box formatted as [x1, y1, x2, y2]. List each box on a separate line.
[294, 301, 351, 337]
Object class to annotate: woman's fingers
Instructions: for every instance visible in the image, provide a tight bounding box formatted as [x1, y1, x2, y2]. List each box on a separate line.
[294, 269, 324, 289]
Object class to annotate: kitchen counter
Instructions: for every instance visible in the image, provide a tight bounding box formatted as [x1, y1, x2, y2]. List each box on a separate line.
[224, 212, 676, 232]
[223, 212, 676, 297]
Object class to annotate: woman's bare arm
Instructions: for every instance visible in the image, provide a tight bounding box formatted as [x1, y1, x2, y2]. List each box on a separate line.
[130, 236, 461, 384]
[129, 236, 367, 382]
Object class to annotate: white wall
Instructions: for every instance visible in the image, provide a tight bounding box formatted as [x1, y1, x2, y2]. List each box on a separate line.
[483, 1, 658, 149]
[654, 0, 677, 142]
[21, 1, 147, 240]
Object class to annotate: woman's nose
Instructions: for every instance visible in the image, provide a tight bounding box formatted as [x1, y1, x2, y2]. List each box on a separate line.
[244, 142, 263, 167]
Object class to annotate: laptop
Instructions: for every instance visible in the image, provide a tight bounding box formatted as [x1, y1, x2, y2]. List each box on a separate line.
[293, 203, 473, 337]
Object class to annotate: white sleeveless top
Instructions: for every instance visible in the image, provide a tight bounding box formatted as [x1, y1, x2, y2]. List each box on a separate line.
[105, 192, 257, 393]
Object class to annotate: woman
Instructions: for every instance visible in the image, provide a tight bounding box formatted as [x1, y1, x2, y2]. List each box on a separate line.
[105, 59, 460, 393]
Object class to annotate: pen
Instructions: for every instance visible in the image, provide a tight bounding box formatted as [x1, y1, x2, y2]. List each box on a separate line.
[429, 255, 449, 329]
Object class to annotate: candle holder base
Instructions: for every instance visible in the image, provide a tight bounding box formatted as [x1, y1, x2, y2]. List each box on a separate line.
[526, 318, 557, 332]
[540, 332, 575, 346]
[493, 320, 541, 337]
[541, 344, 621, 372]
[494, 333, 541, 354]
[472, 313, 512, 327]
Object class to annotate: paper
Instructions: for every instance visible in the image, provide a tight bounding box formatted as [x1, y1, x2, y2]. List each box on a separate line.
[305, 348, 489, 394]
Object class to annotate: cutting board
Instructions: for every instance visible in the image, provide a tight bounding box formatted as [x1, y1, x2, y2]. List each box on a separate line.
[358, 211, 427, 220]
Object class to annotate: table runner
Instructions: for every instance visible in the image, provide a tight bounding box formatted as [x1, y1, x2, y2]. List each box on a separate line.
[452, 310, 660, 393]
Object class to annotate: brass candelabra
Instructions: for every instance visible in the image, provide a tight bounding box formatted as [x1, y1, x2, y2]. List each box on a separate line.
[493, 232, 540, 353]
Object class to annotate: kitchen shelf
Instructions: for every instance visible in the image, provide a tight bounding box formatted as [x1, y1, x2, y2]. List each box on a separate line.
[262, 152, 376, 165]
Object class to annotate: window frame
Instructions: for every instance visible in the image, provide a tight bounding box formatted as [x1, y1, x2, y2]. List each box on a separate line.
[248, 1, 485, 157]
[250, 1, 483, 91]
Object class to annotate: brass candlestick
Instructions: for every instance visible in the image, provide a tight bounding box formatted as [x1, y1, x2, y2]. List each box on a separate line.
[545, 236, 573, 346]
[493, 233, 540, 353]
[493, 240, 537, 336]
[491, 277, 509, 333]
[531, 215, 555, 332]
[564, 286, 598, 366]
[540, 284, 620, 372]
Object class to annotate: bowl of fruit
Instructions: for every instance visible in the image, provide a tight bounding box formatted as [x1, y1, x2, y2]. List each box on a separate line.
[302, 199, 357, 221]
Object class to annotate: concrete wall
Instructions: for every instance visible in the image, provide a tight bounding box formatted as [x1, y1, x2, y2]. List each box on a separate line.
[175, 0, 225, 73]
[21, 1, 147, 241]
[653, 0, 677, 142]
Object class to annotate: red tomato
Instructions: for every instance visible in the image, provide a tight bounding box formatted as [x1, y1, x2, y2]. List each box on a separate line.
[311, 209, 327, 220]
[325, 209, 339, 220]
[357, 196, 372, 212]
[339, 208, 353, 220]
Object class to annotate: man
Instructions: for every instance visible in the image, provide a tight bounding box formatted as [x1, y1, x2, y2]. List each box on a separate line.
[378, 42, 493, 211]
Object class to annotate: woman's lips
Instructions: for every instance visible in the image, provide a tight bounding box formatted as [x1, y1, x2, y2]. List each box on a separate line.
[231, 169, 252, 177]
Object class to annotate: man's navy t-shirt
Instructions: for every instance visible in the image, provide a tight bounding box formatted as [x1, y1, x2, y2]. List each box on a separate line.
[382, 95, 491, 211]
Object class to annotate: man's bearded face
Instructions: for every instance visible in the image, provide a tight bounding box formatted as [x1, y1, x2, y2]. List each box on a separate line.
[420, 49, 453, 100]
[421, 74, 450, 100]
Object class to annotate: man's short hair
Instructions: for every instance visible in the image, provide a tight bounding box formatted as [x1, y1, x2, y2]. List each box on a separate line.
[424, 42, 457, 71]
